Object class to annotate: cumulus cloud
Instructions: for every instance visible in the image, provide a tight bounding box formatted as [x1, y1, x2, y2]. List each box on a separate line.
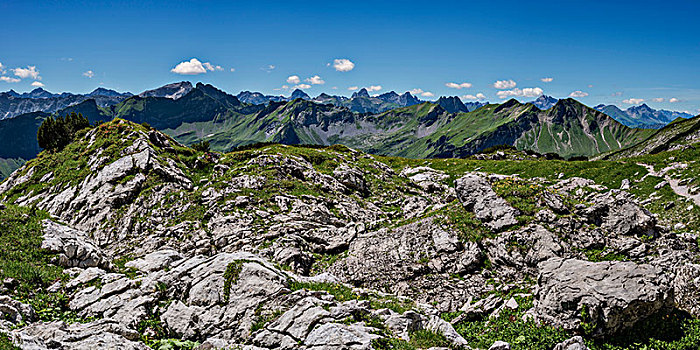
[348, 86, 359, 91]
[287, 75, 301, 84]
[13, 66, 40, 80]
[623, 98, 645, 104]
[333, 59, 355, 72]
[410, 88, 434, 97]
[652, 98, 664, 103]
[294, 84, 311, 89]
[171, 58, 224, 75]
[462, 93, 487, 100]
[0, 62, 4, 74]
[305, 75, 325, 85]
[171, 58, 207, 75]
[366, 85, 382, 92]
[445, 82, 472, 89]
[230, 68, 235, 72]
[262, 65, 276, 72]
[493, 79, 517, 89]
[669, 97, 680, 103]
[568, 91, 589, 98]
[0, 76, 20, 83]
[31, 81, 45, 87]
[496, 87, 543, 99]
[541, 77, 553, 83]
[83, 70, 95, 78]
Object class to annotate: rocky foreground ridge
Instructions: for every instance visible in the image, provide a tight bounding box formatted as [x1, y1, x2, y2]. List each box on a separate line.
[1, 119, 700, 349]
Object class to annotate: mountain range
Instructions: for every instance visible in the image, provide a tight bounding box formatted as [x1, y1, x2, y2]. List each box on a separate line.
[594, 103, 694, 129]
[0, 87, 132, 120]
[0, 82, 672, 179]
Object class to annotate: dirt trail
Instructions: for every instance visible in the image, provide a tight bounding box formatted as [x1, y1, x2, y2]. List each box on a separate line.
[637, 162, 700, 206]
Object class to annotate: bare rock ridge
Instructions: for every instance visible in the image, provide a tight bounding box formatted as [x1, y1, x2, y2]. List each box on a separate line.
[0, 120, 699, 349]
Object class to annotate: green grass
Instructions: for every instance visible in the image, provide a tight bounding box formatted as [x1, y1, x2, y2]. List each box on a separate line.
[0, 204, 94, 323]
[288, 281, 415, 314]
[0, 333, 19, 350]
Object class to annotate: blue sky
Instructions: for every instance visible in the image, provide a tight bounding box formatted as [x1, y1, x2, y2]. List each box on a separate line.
[1, 0, 699, 113]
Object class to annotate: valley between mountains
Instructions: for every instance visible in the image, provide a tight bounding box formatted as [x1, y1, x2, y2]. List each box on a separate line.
[1, 83, 700, 349]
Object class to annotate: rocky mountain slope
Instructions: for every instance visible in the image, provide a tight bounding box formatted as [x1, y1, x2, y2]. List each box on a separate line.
[1, 119, 700, 349]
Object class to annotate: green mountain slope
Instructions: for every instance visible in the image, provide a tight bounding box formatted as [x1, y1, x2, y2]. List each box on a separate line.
[602, 114, 700, 160]
[397, 99, 653, 159]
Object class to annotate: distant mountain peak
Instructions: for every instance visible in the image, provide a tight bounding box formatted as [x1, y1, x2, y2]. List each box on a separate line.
[88, 87, 132, 97]
[24, 88, 57, 99]
[290, 89, 310, 100]
[352, 88, 370, 99]
[436, 96, 468, 114]
[528, 95, 559, 110]
[139, 81, 193, 100]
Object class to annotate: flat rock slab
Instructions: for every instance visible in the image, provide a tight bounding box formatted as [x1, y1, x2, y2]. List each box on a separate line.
[534, 258, 672, 337]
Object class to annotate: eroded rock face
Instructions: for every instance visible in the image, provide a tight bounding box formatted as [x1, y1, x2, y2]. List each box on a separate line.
[41, 220, 111, 269]
[14, 248, 469, 349]
[580, 191, 657, 237]
[533, 258, 673, 337]
[10, 319, 149, 350]
[455, 174, 518, 231]
[328, 218, 483, 311]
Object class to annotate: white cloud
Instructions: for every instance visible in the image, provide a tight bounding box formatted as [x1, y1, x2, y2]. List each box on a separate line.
[367, 85, 382, 92]
[203, 62, 223, 71]
[13, 66, 40, 80]
[462, 93, 487, 100]
[230, 68, 235, 72]
[294, 84, 311, 89]
[287, 75, 301, 84]
[588, 84, 594, 88]
[669, 97, 680, 103]
[612, 91, 623, 97]
[171, 58, 207, 75]
[541, 77, 553, 83]
[171, 58, 223, 74]
[445, 82, 472, 89]
[348, 86, 359, 91]
[31, 81, 45, 87]
[262, 64, 276, 72]
[496, 87, 543, 99]
[305, 75, 325, 85]
[83, 70, 95, 78]
[622, 98, 645, 104]
[568, 90, 589, 98]
[333, 59, 355, 72]
[410, 88, 433, 97]
[0, 62, 4, 74]
[0, 76, 20, 83]
[493, 79, 516, 89]
[652, 98, 664, 103]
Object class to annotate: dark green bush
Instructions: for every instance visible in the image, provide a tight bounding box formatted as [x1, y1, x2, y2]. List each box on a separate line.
[191, 140, 210, 153]
[37, 112, 90, 151]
